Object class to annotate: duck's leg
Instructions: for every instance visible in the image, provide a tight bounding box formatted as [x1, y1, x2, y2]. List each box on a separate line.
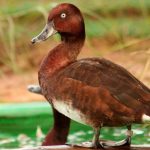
[27, 85, 42, 94]
[124, 125, 133, 145]
[42, 108, 71, 145]
[91, 128, 104, 148]
[102, 125, 133, 147]
[73, 128, 104, 149]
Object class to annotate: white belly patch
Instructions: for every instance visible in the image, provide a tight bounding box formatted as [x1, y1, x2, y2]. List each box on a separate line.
[52, 100, 87, 125]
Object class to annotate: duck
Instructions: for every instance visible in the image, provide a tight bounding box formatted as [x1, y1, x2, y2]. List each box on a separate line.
[31, 3, 150, 148]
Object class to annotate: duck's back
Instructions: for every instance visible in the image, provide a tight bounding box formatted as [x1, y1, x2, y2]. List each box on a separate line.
[46, 58, 150, 126]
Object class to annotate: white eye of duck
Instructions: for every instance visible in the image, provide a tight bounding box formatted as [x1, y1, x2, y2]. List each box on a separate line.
[60, 13, 66, 19]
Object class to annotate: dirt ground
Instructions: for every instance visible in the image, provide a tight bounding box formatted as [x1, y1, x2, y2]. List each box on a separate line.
[0, 39, 150, 103]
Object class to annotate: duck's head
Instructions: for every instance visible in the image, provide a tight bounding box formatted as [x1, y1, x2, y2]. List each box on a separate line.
[31, 3, 85, 44]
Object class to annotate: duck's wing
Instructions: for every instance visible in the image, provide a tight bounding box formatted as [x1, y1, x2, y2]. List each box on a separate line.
[56, 58, 150, 116]
[57, 77, 135, 119]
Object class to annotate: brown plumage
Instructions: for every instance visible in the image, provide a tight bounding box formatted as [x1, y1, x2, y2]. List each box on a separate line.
[31, 3, 150, 148]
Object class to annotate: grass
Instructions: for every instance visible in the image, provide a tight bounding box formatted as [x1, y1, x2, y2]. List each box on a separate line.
[85, 18, 150, 38]
[0, 0, 150, 73]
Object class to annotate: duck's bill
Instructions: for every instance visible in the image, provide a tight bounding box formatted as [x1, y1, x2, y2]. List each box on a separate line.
[31, 22, 57, 44]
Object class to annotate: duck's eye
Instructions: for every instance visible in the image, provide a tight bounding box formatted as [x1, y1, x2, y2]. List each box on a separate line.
[60, 13, 66, 19]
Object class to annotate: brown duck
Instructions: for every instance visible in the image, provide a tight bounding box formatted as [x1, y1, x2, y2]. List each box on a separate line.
[30, 3, 150, 148]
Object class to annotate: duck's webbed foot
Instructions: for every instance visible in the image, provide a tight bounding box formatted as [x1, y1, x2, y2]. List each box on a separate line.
[72, 128, 104, 149]
[102, 125, 133, 147]
[27, 85, 42, 94]
[72, 125, 133, 149]
[101, 137, 131, 147]
[72, 141, 104, 149]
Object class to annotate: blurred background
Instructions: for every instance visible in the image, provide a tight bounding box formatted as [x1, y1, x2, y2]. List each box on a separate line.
[0, 0, 150, 149]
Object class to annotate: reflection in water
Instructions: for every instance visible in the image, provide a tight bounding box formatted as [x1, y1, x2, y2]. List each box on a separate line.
[0, 125, 149, 148]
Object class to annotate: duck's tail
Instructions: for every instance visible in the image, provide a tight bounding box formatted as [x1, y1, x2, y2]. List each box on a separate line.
[27, 85, 42, 94]
[142, 114, 150, 124]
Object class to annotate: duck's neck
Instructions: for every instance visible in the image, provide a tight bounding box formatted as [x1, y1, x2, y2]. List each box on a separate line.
[39, 33, 85, 77]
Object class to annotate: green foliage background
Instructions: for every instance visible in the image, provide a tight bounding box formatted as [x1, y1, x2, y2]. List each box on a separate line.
[0, 0, 150, 73]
